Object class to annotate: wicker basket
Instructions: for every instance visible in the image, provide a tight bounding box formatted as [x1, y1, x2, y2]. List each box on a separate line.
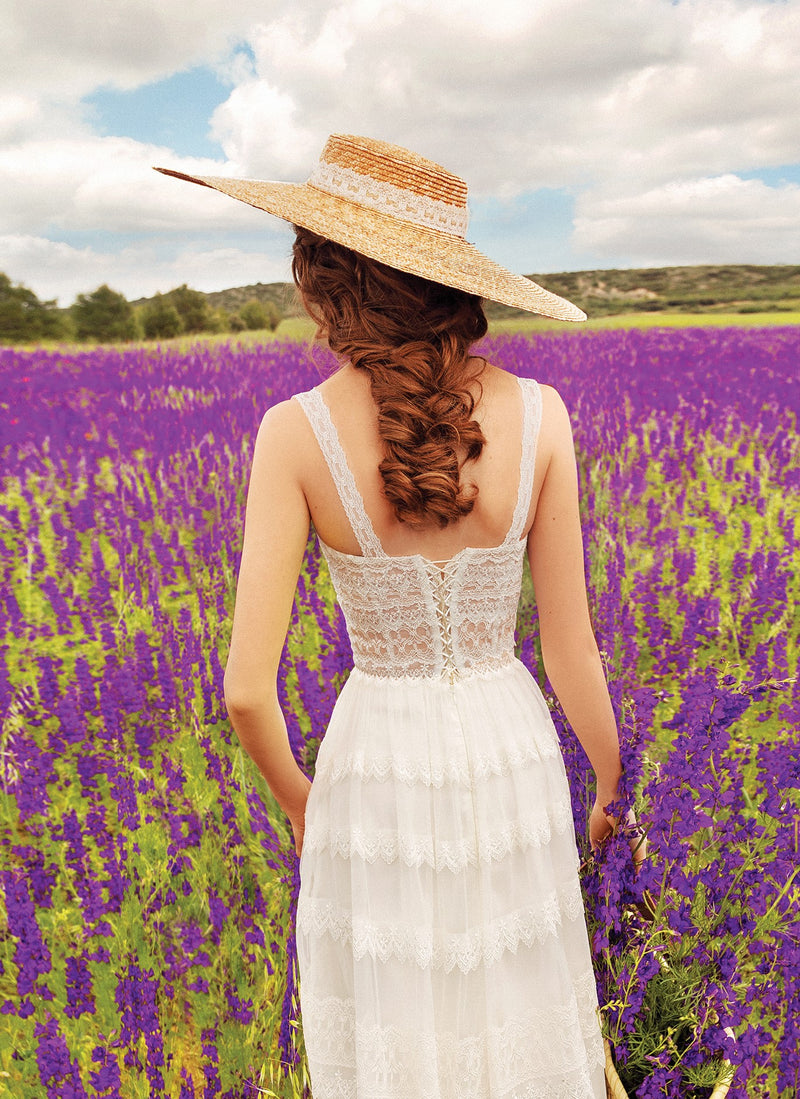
[604, 1038, 735, 1099]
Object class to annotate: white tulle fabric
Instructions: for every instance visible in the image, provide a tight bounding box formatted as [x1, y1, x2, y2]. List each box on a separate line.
[293, 377, 606, 1099]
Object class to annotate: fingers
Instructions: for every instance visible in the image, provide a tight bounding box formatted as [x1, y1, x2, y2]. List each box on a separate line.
[589, 803, 648, 868]
[630, 833, 648, 867]
[589, 816, 613, 853]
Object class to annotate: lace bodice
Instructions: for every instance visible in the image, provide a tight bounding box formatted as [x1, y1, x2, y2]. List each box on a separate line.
[294, 376, 542, 681]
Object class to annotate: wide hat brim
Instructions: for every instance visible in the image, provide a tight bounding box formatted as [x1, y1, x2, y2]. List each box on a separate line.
[154, 167, 587, 323]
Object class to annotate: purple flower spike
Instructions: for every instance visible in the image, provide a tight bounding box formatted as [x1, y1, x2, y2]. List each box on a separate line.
[3, 327, 799, 1096]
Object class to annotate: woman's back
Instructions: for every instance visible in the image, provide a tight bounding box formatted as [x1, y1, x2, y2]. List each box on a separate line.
[292, 360, 552, 564]
[292, 367, 543, 682]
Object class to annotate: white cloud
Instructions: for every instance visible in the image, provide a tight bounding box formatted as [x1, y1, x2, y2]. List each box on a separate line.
[0, 0, 283, 98]
[209, 82, 318, 178]
[0, 94, 42, 145]
[574, 175, 800, 266]
[2, 0, 800, 304]
[206, 0, 800, 195]
[0, 236, 100, 304]
[2, 233, 292, 305]
[0, 132, 282, 235]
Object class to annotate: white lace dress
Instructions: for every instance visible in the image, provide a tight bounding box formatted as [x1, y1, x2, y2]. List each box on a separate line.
[293, 377, 606, 1099]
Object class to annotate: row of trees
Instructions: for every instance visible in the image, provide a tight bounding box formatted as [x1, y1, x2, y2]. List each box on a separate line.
[0, 275, 283, 344]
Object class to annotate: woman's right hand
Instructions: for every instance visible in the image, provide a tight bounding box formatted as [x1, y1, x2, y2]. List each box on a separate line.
[284, 774, 312, 859]
[289, 812, 307, 859]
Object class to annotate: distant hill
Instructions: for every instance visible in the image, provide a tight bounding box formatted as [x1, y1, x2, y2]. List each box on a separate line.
[203, 281, 300, 317]
[131, 264, 800, 320]
[485, 264, 800, 319]
[130, 281, 299, 316]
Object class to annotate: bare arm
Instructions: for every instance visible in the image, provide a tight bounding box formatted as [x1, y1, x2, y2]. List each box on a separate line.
[223, 400, 312, 854]
[527, 387, 625, 850]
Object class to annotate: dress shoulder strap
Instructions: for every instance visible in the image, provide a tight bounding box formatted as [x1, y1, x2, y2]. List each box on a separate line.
[504, 376, 543, 546]
[293, 388, 385, 557]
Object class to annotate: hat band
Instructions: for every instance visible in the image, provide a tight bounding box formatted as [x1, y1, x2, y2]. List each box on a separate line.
[307, 160, 469, 238]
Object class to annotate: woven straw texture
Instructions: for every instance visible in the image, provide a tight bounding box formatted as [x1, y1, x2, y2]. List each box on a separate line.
[603, 1039, 735, 1099]
[155, 133, 586, 322]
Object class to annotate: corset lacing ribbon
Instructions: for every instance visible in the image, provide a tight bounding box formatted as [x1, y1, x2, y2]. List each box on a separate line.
[426, 560, 460, 683]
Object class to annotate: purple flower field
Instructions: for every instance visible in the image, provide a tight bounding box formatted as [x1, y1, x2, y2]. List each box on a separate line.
[1, 326, 798, 1097]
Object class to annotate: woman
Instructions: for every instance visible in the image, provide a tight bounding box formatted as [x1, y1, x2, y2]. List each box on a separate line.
[157, 134, 641, 1098]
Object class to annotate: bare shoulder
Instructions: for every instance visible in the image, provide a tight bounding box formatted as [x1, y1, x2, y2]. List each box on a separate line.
[253, 396, 316, 476]
[477, 360, 518, 393]
[258, 394, 316, 444]
[537, 383, 574, 454]
[538, 382, 569, 418]
[482, 367, 568, 423]
[259, 394, 307, 433]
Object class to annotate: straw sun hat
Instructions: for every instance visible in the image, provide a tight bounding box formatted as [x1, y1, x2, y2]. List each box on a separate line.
[154, 133, 586, 322]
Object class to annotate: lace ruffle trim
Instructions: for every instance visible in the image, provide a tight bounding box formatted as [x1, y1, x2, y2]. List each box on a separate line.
[308, 160, 470, 237]
[321, 538, 526, 570]
[312, 732, 558, 788]
[300, 970, 605, 1098]
[302, 798, 575, 871]
[296, 878, 586, 972]
[305, 1072, 603, 1099]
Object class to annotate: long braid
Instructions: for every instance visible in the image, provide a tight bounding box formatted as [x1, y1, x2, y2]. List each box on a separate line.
[292, 228, 488, 528]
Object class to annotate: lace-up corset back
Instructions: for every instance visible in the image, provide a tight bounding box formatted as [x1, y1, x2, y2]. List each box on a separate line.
[294, 376, 542, 680]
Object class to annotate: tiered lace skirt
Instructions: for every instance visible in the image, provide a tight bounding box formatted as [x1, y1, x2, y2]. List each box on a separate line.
[296, 659, 607, 1099]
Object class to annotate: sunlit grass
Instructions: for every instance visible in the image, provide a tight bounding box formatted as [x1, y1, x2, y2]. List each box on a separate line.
[488, 310, 800, 334]
[8, 308, 799, 355]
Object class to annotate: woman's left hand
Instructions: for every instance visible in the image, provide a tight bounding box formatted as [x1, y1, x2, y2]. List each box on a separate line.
[590, 795, 647, 872]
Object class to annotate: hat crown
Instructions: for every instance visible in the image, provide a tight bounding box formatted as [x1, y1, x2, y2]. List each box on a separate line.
[320, 134, 468, 209]
[308, 134, 470, 238]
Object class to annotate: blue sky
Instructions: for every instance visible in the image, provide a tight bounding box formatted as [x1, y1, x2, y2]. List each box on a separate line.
[84, 68, 231, 160]
[85, 69, 599, 271]
[2, 0, 799, 305]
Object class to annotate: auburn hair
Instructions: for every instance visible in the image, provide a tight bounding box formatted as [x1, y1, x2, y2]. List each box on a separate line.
[291, 227, 488, 528]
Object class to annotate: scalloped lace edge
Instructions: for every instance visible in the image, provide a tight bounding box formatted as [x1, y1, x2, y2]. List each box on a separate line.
[303, 799, 575, 871]
[301, 969, 604, 1098]
[303, 1072, 603, 1099]
[294, 389, 384, 556]
[296, 878, 586, 972]
[347, 650, 519, 683]
[313, 734, 559, 788]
